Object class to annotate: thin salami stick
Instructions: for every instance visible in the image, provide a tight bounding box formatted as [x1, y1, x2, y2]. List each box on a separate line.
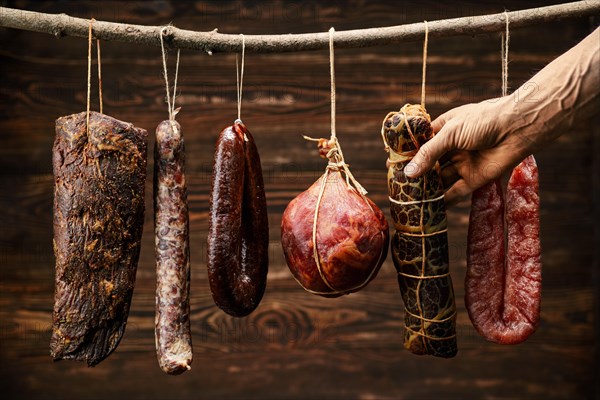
[207, 121, 268, 317]
[466, 155, 542, 344]
[154, 120, 192, 374]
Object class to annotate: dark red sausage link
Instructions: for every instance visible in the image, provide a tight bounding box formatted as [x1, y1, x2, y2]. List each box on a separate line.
[207, 121, 268, 317]
[466, 155, 542, 344]
[154, 120, 192, 374]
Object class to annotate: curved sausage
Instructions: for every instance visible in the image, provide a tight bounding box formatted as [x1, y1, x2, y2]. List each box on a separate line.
[154, 120, 192, 374]
[466, 155, 542, 344]
[207, 121, 268, 317]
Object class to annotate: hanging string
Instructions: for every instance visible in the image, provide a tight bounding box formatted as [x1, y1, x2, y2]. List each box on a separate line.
[86, 19, 94, 135]
[421, 20, 429, 108]
[97, 39, 103, 114]
[329, 27, 336, 139]
[159, 27, 174, 121]
[501, 11, 510, 96]
[159, 28, 181, 122]
[172, 48, 181, 117]
[299, 27, 384, 295]
[236, 34, 245, 123]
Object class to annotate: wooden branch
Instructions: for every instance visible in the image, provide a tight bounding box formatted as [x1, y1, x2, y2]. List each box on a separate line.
[1, 2, 599, 53]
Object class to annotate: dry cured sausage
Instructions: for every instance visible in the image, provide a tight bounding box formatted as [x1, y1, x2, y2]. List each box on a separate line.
[207, 121, 268, 317]
[154, 120, 192, 374]
[381, 104, 457, 358]
[466, 155, 541, 344]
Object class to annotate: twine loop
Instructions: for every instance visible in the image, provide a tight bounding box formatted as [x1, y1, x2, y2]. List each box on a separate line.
[421, 20, 428, 108]
[236, 33, 246, 123]
[86, 18, 103, 135]
[501, 11, 510, 97]
[159, 26, 181, 122]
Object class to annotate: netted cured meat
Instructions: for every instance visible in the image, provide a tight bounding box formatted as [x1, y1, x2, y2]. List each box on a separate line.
[281, 138, 389, 297]
[381, 104, 457, 358]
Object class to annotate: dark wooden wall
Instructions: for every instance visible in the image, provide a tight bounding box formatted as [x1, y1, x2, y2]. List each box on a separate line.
[0, 1, 598, 399]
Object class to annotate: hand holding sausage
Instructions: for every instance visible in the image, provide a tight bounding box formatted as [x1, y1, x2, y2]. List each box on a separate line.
[405, 28, 599, 206]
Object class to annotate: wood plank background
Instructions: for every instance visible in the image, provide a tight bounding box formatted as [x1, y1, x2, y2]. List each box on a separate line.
[0, 1, 598, 399]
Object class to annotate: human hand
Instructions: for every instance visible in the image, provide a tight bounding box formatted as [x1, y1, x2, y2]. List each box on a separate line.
[403, 97, 535, 207]
[403, 28, 599, 208]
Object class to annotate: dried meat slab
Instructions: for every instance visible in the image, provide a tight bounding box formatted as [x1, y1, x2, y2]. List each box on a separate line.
[50, 111, 147, 366]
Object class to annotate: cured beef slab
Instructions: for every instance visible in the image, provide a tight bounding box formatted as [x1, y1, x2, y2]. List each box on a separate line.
[50, 111, 147, 366]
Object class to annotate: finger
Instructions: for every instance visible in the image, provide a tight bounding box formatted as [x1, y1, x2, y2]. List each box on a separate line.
[431, 103, 472, 133]
[444, 179, 474, 208]
[440, 163, 460, 189]
[438, 152, 453, 169]
[404, 123, 454, 178]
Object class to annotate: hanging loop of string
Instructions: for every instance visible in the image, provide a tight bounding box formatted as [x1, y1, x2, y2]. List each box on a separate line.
[501, 11, 510, 97]
[235, 33, 245, 124]
[421, 20, 429, 108]
[86, 19, 104, 135]
[97, 38, 103, 114]
[86, 19, 93, 134]
[159, 26, 181, 121]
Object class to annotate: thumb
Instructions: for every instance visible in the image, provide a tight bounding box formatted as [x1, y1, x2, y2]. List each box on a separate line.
[404, 125, 453, 178]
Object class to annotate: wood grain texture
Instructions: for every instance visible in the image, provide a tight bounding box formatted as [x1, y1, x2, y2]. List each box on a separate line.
[0, 1, 597, 399]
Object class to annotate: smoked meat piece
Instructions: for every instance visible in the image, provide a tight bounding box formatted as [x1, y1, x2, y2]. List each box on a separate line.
[381, 104, 457, 358]
[51, 111, 147, 366]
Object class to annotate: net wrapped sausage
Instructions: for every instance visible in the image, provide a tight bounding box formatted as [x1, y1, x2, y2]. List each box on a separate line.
[381, 104, 457, 358]
[50, 111, 147, 366]
[466, 155, 542, 344]
[207, 121, 268, 317]
[154, 120, 192, 374]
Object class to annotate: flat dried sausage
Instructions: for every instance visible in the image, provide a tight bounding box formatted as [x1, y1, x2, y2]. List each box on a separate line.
[466, 155, 542, 344]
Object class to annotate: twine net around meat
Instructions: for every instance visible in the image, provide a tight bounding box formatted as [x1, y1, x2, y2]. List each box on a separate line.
[378, 23, 457, 341]
[293, 28, 386, 296]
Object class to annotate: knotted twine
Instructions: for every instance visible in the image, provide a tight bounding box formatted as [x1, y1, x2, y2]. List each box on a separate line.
[159, 26, 181, 124]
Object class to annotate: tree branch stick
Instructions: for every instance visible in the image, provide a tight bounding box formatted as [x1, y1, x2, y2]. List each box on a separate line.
[0, 2, 598, 53]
